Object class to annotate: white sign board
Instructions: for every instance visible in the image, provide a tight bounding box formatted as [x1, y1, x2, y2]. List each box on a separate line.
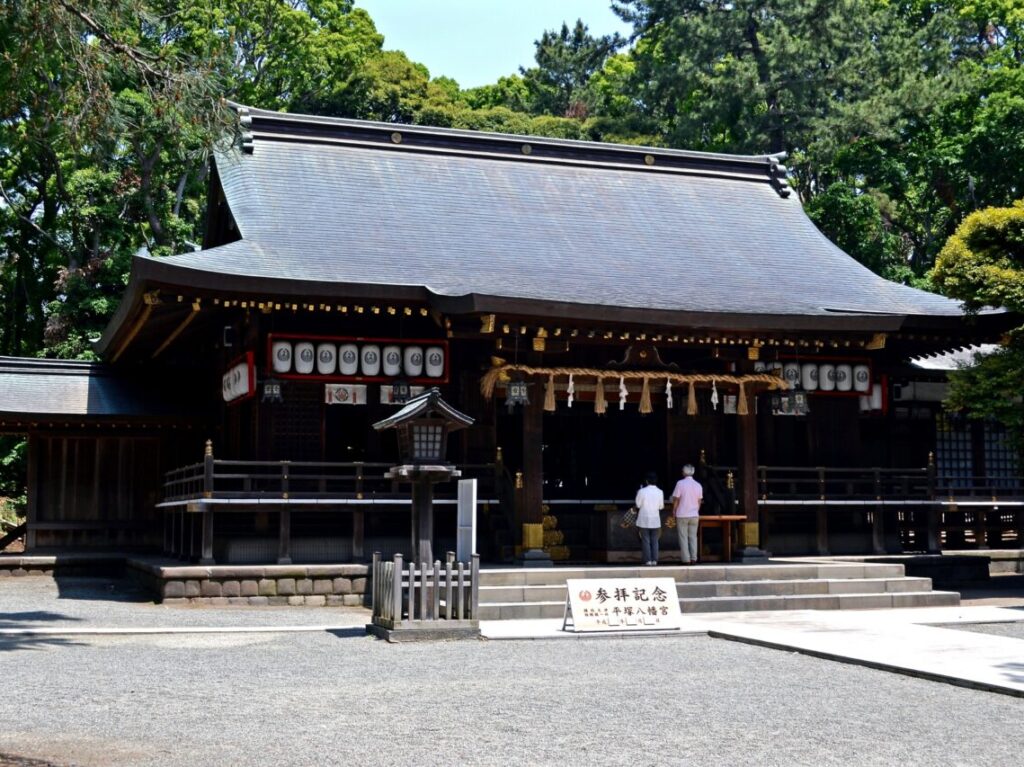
[379, 385, 426, 405]
[324, 384, 367, 405]
[456, 479, 477, 563]
[563, 578, 682, 633]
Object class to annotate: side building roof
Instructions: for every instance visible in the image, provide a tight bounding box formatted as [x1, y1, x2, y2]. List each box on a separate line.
[99, 105, 1004, 355]
[0, 357, 198, 427]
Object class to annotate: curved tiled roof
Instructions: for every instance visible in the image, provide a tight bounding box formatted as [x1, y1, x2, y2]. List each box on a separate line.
[113, 105, 997, 343]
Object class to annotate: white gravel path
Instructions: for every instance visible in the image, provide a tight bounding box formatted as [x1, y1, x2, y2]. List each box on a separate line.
[1, 579, 1022, 767]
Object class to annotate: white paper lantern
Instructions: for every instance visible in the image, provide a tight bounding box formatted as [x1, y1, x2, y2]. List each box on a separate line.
[237, 364, 249, 398]
[338, 344, 359, 376]
[316, 343, 337, 375]
[424, 346, 445, 378]
[271, 341, 293, 374]
[294, 342, 315, 374]
[783, 362, 801, 388]
[835, 364, 853, 392]
[360, 344, 381, 376]
[403, 346, 424, 377]
[801, 363, 819, 391]
[870, 382, 883, 410]
[819, 363, 836, 392]
[853, 364, 871, 393]
[859, 395, 872, 412]
[769, 361, 784, 378]
[753, 361, 767, 372]
[382, 345, 402, 377]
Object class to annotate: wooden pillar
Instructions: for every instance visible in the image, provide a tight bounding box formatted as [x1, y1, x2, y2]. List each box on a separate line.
[816, 467, 830, 555]
[412, 477, 434, 565]
[520, 392, 544, 528]
[926, 451, 941, 553]
[871, 469, 886, 554]
[278, 509, 292, 565]
[200, 510, 215, 565]
[737, 386, 765, 558]
[178, 509, 187, 560]
[353, 509, 365, 561]
[25, 433, 38, 550]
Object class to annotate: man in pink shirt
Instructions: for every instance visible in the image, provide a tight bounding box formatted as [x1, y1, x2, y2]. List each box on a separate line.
[671, 464, 703, 564]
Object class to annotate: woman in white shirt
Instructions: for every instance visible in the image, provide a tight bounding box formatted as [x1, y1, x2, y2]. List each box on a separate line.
[635, 472, 665, 566]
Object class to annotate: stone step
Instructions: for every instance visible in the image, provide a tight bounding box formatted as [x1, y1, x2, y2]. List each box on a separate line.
[476, 590, 960, 620]
[678, 591, 961, 613]
[477, 562, 906, 587]
[479, 577, 935, 604]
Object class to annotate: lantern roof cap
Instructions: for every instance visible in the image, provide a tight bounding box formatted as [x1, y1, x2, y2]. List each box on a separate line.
[372, 387, 474, 432]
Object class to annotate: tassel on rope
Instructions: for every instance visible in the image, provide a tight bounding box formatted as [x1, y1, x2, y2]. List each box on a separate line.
[639, 376, 653, 414]
[544, 374, 556, 412]
[711, 379, 719, 411]
[687, 381, 697, 416]
[594, 376, 607, 414]
[737, 382, 749, 415]
[567, 373, 575, 408]
[618, 376, 628, 411]
[666, 379, 673, 410]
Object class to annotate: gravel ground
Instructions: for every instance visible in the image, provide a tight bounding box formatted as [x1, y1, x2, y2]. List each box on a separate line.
[953, 620, 1024, 640]
[1, 582, 1023, 766]
[2, 632, 1022, 767]
[0, 577, 368, 629]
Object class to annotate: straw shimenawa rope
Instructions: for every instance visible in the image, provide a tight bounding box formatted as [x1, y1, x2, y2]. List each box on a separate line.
[481, 364, 788, 409]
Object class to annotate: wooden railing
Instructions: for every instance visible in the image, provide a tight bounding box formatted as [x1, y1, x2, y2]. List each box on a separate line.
[707, 463, 1024, 553]
[371, 552, 480, 630]
[753, 466, 933, 502]
[162, 442, 498, 505]
[706, 464, 1024, 504]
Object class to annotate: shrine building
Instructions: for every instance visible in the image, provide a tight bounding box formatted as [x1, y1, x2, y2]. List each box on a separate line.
[0, 105, 1018, 565]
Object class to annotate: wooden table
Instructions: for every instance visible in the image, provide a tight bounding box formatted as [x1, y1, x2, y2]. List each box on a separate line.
[697, 515, 747, 562]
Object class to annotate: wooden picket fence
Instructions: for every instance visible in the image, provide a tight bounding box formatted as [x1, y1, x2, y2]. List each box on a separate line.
[371, 551, 480, 630]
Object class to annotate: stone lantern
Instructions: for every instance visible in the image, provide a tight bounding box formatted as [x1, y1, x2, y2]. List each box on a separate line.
[373, 387, 473, 563]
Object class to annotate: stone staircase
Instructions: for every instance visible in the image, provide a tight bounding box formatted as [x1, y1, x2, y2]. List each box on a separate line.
[477, 561, 959, 620]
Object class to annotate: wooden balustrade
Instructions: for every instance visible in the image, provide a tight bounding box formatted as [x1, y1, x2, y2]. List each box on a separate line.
[371, 551, 480, 630]
[161, 448, 497, 505]
[712, 463, 1024, 552]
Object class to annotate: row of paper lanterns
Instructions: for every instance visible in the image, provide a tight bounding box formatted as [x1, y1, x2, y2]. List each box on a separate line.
[754, 361, 872, 393]
[270, 340, 445, 378]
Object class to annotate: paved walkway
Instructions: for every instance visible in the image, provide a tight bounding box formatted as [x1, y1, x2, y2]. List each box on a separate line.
[479, 604, 1024, 697]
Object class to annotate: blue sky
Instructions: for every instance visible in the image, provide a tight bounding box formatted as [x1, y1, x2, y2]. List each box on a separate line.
[354, 1, 633, 88]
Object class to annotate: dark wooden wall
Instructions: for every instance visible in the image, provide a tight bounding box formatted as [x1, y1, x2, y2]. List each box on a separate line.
[29, 432, 172, 549]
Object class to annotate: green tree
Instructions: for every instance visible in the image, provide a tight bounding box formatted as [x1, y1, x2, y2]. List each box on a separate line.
[0, 0, 232, 358]
[932, 200, 1024, 440]
[226, 0, 383, 116]
[805, 183, 910, 282]
[361, 50, 430, 123]
[520, 20, 623, 117]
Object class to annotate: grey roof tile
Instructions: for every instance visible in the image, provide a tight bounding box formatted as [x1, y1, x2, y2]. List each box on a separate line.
[137, 108, 974, 324]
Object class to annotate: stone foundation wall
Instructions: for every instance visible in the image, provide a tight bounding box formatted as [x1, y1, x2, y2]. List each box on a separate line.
[127, 560, 371, 606]
[0, 555, 125, 577]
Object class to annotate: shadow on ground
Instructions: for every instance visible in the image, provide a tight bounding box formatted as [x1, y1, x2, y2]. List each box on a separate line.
[0, 752, 67, 767]
[327, 627, 369, 640]
[958, 574, 1024, 607]
[0, 610, 83, 653]
[51, 576, 152, 604]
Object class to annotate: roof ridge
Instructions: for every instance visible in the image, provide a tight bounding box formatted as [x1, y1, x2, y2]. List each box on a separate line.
[0, 356, 109, 374]
[231, 103, 792, 197]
